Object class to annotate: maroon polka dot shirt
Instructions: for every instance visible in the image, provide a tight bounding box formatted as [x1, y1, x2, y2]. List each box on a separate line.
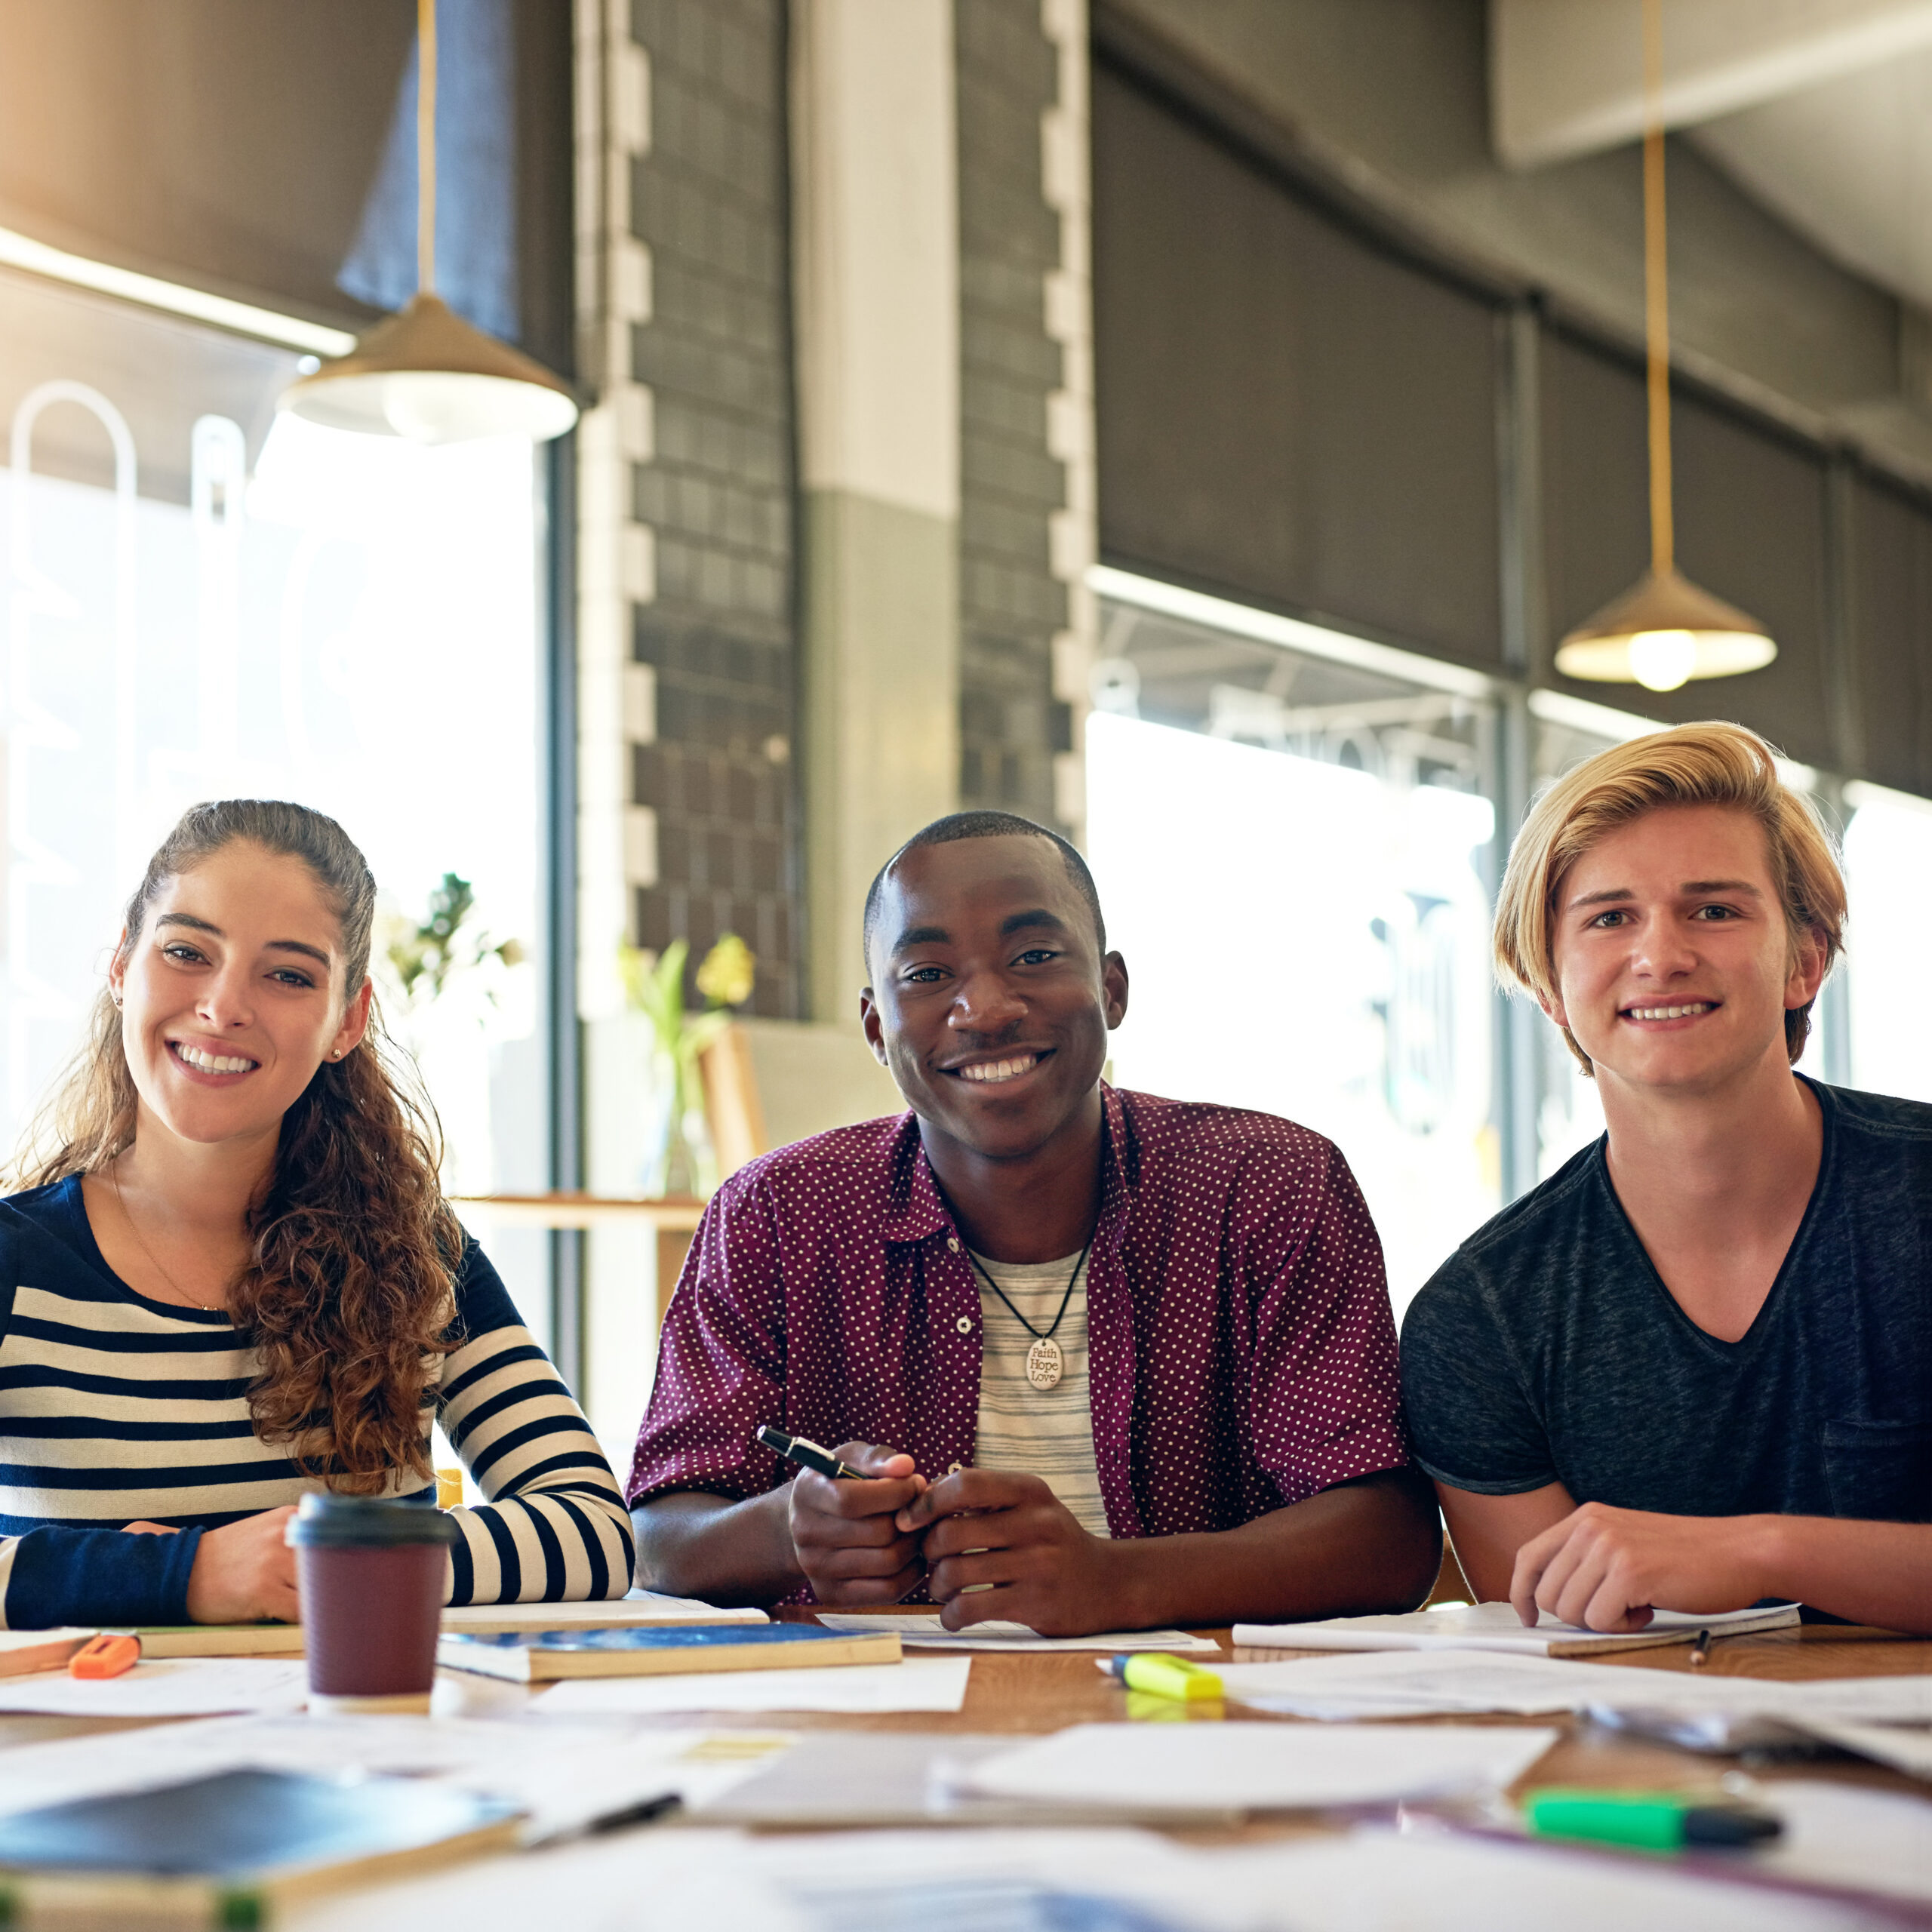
[628, 1087, 1410, 1602]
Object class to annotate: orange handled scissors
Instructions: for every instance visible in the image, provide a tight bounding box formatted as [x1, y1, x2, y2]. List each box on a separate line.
[69, 1632, 141, 1679]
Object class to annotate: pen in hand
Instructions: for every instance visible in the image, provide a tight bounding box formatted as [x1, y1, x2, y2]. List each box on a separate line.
[755, 1424, 866, 1481]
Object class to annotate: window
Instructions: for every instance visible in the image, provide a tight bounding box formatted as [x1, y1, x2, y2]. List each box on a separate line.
[1088, 574, 1930, 1312]
[1843, 782, 1932, 1106]
[1, 268, 555, 1346]
[1086, 577, 1500, 1316]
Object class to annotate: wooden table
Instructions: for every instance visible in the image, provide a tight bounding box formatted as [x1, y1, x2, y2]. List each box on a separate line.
[427, 1614, 1930, 1802]
[2, 1619, 1920, 1928]
[6, 1620, 1919, 1802]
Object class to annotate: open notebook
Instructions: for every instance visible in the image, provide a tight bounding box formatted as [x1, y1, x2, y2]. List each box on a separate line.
[1232, 1601, 1799, 1657]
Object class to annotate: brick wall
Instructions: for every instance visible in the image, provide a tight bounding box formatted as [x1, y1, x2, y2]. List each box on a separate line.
[626, 0, 801, 1017]
[956, 0, 1074, 828]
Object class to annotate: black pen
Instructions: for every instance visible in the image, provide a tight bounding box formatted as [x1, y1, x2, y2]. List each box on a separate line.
[525, 1790, 681, 1846]
[756, 1424, 863, 1481]
[1688, 1627, 1712, 1668]
[583, 1792, 681, 1837]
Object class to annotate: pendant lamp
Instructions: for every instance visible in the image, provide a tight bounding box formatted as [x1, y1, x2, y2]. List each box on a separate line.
[279, 0, 578, 444]
[1553, 0, 1774, 694]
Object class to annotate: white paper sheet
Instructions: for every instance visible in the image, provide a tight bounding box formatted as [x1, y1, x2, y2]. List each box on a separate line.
[285, 1826, 1217, 1932]
[1747, 1779, 1932, 1902]
[814, 1613, 1219, 1653]
[1233, 1601, 1799, 1655]
[963, 1722, 1559, 1813]
[531, 1654, 973, 1717]
[1783, 1719, 1932, 1781]
[0, 1628, 94, 1665]
[0, 1710, 790, 1841]
[1218, 1649, 1932, 1724]
[0, 1656, 309, 1717]
[1191, 1828, 1875, 1932]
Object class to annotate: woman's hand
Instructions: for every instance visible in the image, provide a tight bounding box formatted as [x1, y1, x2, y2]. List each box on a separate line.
[184, 1505, 301, 1624]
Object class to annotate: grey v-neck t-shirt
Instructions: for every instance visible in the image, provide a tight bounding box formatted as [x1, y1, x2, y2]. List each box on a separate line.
[1399, 1078, 1931, 1524]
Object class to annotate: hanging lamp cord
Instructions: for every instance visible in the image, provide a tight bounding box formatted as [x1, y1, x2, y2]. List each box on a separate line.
[1642, 0, 1673, 577]
[417, 0, 438, 295]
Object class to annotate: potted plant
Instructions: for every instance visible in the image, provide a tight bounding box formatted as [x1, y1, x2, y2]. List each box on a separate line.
[621, 933, 755, 1198]
[380, 874, 525, 1195]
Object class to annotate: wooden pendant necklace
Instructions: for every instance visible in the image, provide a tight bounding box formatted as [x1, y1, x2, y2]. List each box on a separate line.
[965, 1239, 1092, 1391]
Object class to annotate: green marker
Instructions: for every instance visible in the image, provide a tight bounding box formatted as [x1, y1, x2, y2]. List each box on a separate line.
[1524, 1789, 1782, 1851]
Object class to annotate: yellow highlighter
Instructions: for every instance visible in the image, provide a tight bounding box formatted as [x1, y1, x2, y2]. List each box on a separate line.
[1102, 1653, 1224, 1701]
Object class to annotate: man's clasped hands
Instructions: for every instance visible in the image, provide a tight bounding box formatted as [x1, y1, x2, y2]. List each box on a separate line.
[789, 1442, 1123, 1634]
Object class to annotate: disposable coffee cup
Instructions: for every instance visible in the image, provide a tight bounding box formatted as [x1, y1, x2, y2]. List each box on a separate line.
[288, 1494, 458, 1714]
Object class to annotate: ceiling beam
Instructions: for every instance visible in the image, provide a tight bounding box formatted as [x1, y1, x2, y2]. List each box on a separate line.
[1492, 0, 1932, 167]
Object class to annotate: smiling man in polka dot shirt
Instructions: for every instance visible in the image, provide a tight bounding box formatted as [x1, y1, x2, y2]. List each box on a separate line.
[629, 813, 1441, 1634]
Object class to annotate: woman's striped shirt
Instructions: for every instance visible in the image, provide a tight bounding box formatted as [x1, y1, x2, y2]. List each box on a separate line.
[0, 1177, 634, 1628]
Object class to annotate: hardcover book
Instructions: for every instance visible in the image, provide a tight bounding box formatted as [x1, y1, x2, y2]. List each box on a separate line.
[435, 1621, 903, 1683]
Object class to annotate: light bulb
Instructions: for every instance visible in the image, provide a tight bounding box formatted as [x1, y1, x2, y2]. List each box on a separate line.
[1629, 629, 1697, 692]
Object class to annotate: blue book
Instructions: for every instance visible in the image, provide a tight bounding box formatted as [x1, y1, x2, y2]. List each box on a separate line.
[435, 1620, 903, 1681]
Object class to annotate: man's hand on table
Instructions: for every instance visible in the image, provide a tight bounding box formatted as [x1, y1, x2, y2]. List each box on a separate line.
[898, 1469, 1129, 1636]
[789, 1441, 931, 1606]
[1510, 1500, 1770, 1632]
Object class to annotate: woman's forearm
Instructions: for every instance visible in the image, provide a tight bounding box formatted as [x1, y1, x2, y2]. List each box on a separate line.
[2, 1524, 202, 1629]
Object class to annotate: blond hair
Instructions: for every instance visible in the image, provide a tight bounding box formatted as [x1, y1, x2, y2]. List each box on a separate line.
[1494, 723, 1845, 1074]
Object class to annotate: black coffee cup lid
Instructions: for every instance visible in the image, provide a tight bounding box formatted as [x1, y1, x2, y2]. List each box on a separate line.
[288, 1493, 460, 1548]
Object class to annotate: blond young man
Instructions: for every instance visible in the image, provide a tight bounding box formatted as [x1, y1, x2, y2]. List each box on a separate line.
[1401, 723, 1930, 1635]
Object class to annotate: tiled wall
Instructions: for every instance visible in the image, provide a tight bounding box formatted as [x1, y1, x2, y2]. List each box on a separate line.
[626, 0, 801, 1018]
[955, 0, 1075, 828]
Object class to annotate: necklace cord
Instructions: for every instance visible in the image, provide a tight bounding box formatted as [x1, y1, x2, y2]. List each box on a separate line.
[109, 1168, 218, 1314]
[964, 1238, 1092, 1343]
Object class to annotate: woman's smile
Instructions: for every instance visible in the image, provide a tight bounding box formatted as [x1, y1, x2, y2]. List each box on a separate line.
[164, 1037, 262, 1084]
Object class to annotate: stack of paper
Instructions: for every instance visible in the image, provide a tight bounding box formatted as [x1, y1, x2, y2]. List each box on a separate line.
[1217, 1648, 1932, 1719]
[958, 1721, 1559, 1814]
[686, 1731, 1218, 1829]
[287, 1818, 1878, 1932]
[1213, 1649, 1932, 1772]
[814, 1614, 1219, 1654]
[1233, 1601, 1798, 1656]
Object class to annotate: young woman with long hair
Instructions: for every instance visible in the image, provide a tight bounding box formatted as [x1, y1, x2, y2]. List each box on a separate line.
[0, 800, 632, 1626]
